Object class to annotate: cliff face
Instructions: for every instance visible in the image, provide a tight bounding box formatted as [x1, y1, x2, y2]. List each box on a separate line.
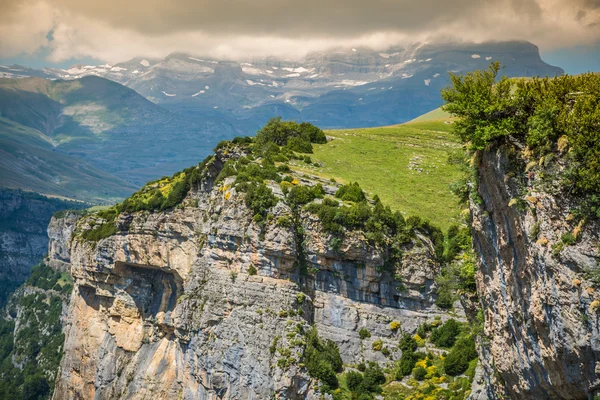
[0, 189, 84, 300]
[470, 146, 600, 399]
[51, 151, 456, 399]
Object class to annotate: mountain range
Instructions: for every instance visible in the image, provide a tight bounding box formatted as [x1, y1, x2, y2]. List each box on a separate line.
[2, 41, 562, 130]
[0, 40, 563, 204]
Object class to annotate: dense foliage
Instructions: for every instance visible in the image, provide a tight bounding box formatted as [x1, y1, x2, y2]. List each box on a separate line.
[335, 182, 366, 203]
[343, 363, 386, 399]
[444, 337, 478, 376]
[430, 318, 461, 348]
[26, 263, 72, 295]
[390, 319, 477, 399]
[435, 225, 477, 308]
[442, 63, 600, 217]
[119, 155, 215, 213]
[0, 263, 71, 399]
[255, 117, 327, 153]
[303, 327, 343, 392]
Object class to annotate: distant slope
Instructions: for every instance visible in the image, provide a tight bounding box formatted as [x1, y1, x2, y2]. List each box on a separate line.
[407, 107, 452, 123]
[292, 118, 464, 231]
[0, 117, 136, 203]
[0, 76, 235, 186]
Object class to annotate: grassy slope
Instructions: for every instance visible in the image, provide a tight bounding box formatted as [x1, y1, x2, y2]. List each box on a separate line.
[291, 111, 463, 231]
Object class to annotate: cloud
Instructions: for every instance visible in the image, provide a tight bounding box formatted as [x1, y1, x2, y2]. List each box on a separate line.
[0, 0, 599, 63]
[0, 1, 57, 57]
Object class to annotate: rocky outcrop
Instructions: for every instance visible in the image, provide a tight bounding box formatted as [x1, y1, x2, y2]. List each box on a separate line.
[470, 146, 600, 399]
[51, 151, 458, 399]
[47, 211, 81, 273]
[0, 189, 84, 291]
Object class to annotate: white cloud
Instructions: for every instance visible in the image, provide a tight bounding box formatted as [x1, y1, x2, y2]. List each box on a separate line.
[0, 1, 57, 57]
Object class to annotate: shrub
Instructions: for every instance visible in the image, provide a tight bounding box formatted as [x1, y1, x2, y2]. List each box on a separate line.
[396, 353, 416, 378]
[561, 232, 577, 246]
[26, 263, 61, 291]
[430, 319, 461, 348]
[80, 221, 118, 242]
[329, 237, 343, 252]
[255, 117, 327, 151]
[244, 183, 278, 218]
[276, 215, 293, 227]
[399, 334, 418, 353]
[287, 136, 313, 153]
[335, 182, 366, 202]
[443, 337, 477, 376]
[270, 336, 280, 355]
[359, 328, 371, 340]
[303, 327, 342, 391]
[286, 184, 325, 206]
[346, 371, 364, 391]
[443, 64, 600, 219]
[390, 320, 401, 331]
[414, 334, 426, 347]
[362, 363, 386, 390]
[299, 121, 327, 144]
[371, 339, 383, 351]
[412, 366, 427, 381]
[247, 265, 257, 276]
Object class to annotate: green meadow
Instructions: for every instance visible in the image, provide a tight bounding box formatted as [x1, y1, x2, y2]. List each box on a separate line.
[291, 112, 464, 231]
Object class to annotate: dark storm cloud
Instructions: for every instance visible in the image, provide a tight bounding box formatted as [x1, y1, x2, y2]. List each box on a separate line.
[0, 0, 599, 62]
[4, 0, 540, 37]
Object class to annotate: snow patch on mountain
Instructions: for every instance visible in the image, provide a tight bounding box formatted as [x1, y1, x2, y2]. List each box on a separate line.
[282, 67, 313, 74]
[140, 59, 150, 67]
[242, 67, 265, 75]
[340, 80, 370, 86]
[161, 91, 176, 97]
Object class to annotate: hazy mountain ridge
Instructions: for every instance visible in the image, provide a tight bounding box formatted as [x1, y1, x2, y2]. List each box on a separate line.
[0, 76, 236, 188]
[0, 41, 562, 130]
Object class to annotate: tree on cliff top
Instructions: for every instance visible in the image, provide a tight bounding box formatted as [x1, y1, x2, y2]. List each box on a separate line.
[442, 63, 600, 218]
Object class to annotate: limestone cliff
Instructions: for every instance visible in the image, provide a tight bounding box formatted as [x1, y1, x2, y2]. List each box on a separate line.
[50, 147, 460, 399]
[470, 145, 600, 399]
[0, 189, 85, 305]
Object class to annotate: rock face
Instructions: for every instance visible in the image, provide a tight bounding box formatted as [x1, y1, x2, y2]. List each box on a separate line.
[51, 151, 456, 399]
[0, 189, 83, 293]
[47, 211, 81, 273]
[470, 146, 600, 399]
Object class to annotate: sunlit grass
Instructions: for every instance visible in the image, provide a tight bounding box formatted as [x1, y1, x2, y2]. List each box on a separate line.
[291, 119, 464, 231]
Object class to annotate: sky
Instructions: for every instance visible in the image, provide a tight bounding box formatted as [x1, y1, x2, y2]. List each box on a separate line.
[1, 0, 600, 74]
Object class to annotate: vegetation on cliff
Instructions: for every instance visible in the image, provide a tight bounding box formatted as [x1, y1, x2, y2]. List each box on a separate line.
[0, 263, 71, 399]
[289, 120, 464, 231]
[442, 62, 600, 218]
